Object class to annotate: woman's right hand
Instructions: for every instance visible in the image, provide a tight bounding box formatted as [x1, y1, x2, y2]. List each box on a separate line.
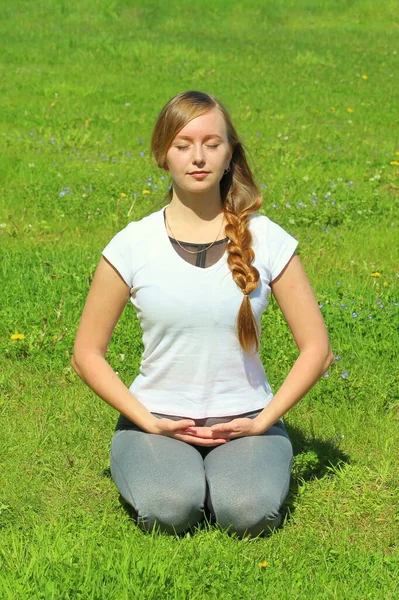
[149, 418, 229, 446]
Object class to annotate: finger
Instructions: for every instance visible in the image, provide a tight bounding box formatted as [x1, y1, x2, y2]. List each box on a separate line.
[183, 432, 231, 443]
[183, 427, 230, 439]
[174, 434, 228, 446]
[172, 419, 196, 429]
[210, 424, 234, 433]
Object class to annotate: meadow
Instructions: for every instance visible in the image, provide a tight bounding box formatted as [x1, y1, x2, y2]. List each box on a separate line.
[0, 0, 398, 598]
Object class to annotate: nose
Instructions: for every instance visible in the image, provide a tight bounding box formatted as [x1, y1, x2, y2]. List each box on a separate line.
[192, 143, 205, 165]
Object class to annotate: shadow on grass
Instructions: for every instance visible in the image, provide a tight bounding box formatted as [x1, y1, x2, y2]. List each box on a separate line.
[102, 423, 350, 539]
[281, 422, 350, 525]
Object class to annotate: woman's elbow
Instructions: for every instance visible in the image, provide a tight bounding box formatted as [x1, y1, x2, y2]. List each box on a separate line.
[323, 347, 335, 372]
[302, 344, 334, 373]
[71, 355, 82, 377]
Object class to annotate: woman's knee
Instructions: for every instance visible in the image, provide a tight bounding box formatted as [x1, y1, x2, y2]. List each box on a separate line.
[112, 456, 206, 534]
[110, 430, 207, 534]
[137, 493, 204, 534]
[209, 490, 283, 537]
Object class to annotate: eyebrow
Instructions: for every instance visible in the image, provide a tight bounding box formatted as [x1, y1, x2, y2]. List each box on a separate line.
[174, 134, 224, 141]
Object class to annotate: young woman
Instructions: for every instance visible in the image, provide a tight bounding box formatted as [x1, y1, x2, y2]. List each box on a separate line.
[72, 90, 334, 538]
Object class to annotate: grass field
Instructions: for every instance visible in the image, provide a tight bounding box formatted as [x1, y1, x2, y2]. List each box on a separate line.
[1, 1, 398, 598]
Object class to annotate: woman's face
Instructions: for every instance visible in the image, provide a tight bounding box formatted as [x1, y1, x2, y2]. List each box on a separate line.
[164, 108, 233, 195]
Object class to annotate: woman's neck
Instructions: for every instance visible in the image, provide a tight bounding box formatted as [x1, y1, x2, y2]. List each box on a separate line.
[165, 200, 227, 244]
[167, 194, 224, 225]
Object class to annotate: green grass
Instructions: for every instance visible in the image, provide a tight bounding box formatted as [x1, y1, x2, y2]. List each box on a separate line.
[1, 0, 398, 598]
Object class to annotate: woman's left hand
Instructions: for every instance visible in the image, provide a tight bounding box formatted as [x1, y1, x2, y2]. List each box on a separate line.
[182, 417, 264, 442]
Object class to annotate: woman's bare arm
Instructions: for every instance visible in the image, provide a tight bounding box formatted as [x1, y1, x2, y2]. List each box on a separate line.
[71, 256, 158, 432]
[253, 254, 334, 432]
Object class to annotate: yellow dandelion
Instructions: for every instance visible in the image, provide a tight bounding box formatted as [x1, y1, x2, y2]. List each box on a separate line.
[370, 272, 381, 278]
[142, 190, 151, 195]
[330, 107, 336, 111]
[10, 333, 25, 340]
[120, 193, 127, 198]
[347, 108, 354, 113]
[361, 74, 368, 79]
[390, 161, 399, 166]
[395, 152, 399, 156]
[258, 561, 269, 568]
[383, 282, 389, 287]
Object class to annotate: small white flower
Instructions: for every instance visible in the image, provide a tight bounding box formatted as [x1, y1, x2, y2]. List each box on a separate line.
[0, 223, 7, 228]
[28, 163, 35, 167]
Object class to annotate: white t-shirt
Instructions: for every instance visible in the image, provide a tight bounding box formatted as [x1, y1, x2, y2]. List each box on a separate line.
[101, 205, 299, 418]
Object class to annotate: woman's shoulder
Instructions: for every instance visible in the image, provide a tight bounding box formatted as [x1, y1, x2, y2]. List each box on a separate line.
[110, 208, 161, 241]
[249, 212, 299, 255]
[250, 212, 283, 236]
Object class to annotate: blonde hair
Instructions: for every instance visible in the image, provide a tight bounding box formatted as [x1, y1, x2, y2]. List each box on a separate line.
[150, 90, 263, 355]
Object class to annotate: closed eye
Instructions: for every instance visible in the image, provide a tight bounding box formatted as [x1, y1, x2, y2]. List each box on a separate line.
[176, 144, 220, 150]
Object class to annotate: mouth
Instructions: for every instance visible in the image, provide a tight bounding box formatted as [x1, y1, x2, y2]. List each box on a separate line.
[189, 171, 210, 174]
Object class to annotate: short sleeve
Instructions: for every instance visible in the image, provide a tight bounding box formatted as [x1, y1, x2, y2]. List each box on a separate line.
[265, 218, 299, 282]
[101, 224, 134, 289]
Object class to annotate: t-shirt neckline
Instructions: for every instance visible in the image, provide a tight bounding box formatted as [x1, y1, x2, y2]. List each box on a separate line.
[160, 205, 229, 273]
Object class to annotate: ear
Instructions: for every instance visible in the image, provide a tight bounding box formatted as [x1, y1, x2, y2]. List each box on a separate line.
[227, 144, 233, 164]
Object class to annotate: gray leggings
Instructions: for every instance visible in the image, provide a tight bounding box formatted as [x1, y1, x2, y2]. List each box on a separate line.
[110, 409, 293, 538]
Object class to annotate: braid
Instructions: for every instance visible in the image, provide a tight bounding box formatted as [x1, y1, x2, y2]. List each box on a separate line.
[223, 196, 263, 355]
